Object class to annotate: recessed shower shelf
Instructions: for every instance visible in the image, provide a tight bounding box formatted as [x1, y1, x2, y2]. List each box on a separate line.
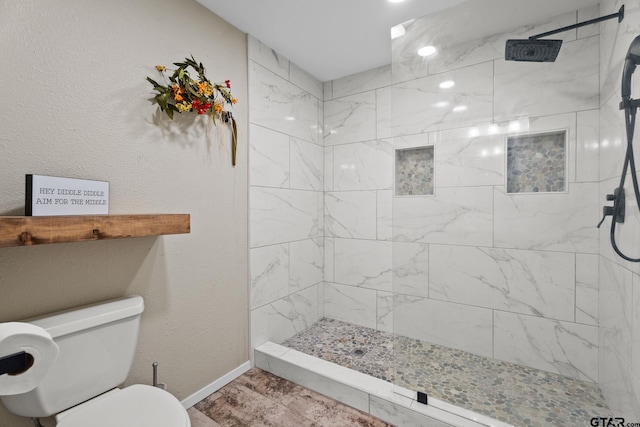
[0, 214, 190, 247]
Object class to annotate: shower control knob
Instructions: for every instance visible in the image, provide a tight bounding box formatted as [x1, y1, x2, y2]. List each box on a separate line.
[606, 193, 616, 201]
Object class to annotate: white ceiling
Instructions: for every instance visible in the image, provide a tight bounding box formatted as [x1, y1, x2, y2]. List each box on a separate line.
[197, 0, 601, 82]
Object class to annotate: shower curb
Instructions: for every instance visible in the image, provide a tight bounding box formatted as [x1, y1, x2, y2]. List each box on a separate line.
[255, 342, 514, 427]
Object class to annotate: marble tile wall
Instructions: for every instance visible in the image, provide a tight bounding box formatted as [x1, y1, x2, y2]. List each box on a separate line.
[249, 36, 324, 352]
[322, 5, 603, 386]
[324, 64, 394, 336]
[598, 0, 640, 417]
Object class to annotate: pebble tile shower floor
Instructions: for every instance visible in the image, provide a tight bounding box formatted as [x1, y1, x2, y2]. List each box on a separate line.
[282, 318, 612, 427]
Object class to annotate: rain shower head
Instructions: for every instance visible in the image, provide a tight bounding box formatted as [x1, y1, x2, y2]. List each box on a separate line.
[505, 5, 624, 63]
[505, 39, 562, 62]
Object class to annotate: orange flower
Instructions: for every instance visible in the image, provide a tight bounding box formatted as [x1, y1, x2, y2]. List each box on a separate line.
[155, 65, 166, 72]
[172, 84, 185, 102]
[231, 98, 238, 104]
[214, 103, 223, 112]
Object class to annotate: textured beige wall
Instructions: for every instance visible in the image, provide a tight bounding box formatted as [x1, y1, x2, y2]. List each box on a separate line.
[0, 0, 248, 425]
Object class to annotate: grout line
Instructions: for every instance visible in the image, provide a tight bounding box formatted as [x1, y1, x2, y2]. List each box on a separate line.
[492, 309, 495, 359]
[574, 252, 578, 323]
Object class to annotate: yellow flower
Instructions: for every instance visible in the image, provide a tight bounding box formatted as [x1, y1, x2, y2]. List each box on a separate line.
[155, 65, 166, 72]
[176, 102, 192, 112]
[231, 98, 238, 104]
[214, 103, 223, 112]
[197, 81, 213, 97]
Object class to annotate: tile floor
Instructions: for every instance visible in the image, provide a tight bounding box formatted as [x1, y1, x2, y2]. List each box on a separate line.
[188, 367, 391, 427]
[282, 318, 612, 427]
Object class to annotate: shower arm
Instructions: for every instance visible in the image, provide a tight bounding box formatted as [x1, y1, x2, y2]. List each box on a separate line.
[527, 5, 624, 40]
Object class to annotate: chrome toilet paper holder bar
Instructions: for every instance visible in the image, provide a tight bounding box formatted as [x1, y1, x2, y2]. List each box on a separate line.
[0, 351, 28, 376]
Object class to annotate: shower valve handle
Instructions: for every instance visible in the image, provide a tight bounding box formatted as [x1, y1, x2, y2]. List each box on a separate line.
[597, 188, 626, 228]
[598, 206, 616, 228]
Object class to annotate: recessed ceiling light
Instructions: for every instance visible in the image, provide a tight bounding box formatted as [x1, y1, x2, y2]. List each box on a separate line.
[439, 80, 455, 89]
[417, 45, 437, 57]
[452, 105, 467, 112]
[391, 24, 406, 40]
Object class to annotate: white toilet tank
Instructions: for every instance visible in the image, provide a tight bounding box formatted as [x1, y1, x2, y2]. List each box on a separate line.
[0, 295, 145, 418]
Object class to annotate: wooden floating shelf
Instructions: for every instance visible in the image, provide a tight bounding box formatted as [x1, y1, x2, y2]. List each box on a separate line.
[0, 214, 190, 247]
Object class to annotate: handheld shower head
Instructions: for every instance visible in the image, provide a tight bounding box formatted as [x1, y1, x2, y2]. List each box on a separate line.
[622, 35, 640, 101]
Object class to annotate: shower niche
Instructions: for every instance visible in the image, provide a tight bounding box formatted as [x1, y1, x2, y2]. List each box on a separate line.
[395, 145, 434, 196]
[506, 130, 567, 194]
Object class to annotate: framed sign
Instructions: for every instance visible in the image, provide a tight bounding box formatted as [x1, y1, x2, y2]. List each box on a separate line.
[26, 175, 109, 216]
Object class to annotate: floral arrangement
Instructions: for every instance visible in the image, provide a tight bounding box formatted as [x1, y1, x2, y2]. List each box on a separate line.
[147, 56, 238, 166]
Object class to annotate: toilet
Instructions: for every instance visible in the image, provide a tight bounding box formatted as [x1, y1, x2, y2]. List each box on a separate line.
[0, 295, 190, 426]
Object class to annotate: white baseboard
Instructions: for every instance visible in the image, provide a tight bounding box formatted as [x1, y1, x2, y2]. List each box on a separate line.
[181, 361, 251, 409]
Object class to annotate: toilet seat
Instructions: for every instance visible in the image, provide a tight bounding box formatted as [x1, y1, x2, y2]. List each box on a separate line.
[55, 384, 190, 427]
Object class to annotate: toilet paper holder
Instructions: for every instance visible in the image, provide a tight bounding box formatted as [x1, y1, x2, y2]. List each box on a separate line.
[0, 351, 32, 376]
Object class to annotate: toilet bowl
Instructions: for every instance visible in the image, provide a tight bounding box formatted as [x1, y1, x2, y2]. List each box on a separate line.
[0, 296, 190, 427]
[55, 385, 190, 427]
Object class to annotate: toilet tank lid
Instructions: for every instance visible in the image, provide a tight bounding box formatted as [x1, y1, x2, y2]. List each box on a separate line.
[27, 296, 144, 339]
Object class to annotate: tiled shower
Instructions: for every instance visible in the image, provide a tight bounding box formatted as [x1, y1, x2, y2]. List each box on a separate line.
[249, 0, 640, 421]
